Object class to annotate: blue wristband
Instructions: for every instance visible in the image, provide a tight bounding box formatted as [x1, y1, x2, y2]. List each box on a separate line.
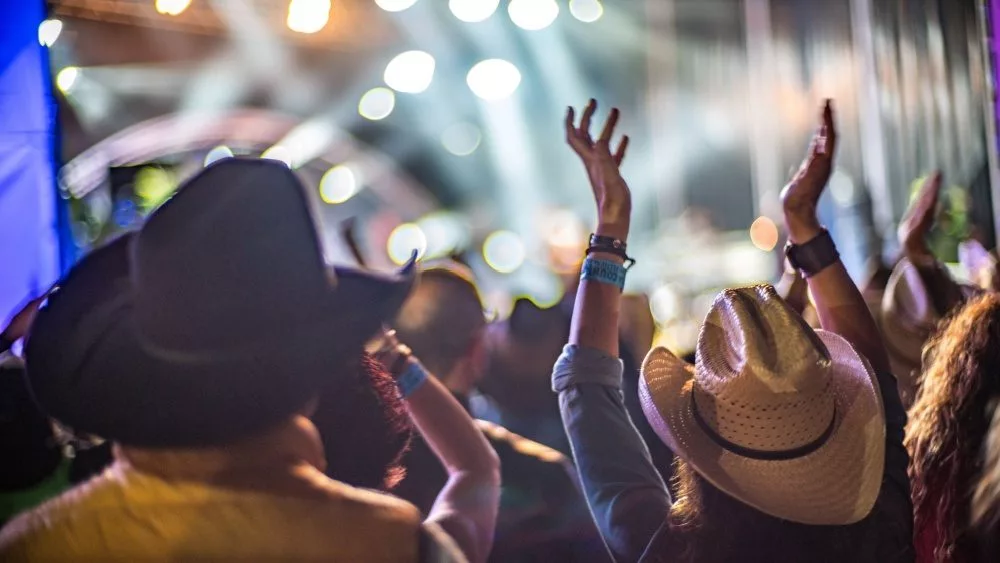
[396, 360, 429, 398]
[581, 257, 627, 291]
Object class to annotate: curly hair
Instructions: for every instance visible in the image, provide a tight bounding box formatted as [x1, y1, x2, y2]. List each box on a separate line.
[311, 352, 413, 491]
[972, 403, 1000, 558]
[906, 292, 1000, 562]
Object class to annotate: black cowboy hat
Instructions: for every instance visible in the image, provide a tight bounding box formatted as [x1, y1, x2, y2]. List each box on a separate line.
[25, 158, 416, 447]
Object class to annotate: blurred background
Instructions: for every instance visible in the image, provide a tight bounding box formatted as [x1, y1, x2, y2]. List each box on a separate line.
[20, 0, 1000, 351]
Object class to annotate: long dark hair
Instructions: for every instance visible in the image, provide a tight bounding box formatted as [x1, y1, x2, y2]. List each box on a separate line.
[907, 292, 1000, 562]
[310, 352, 412, 491]
[651, 459, 909, 562]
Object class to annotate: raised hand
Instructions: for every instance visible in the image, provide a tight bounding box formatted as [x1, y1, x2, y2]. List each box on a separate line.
[781, 100, 837, 244]
[565, 99, 631, 241]
[898, 171, 943, 261]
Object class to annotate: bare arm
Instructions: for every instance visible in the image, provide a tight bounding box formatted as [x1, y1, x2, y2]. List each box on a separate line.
[567, 102, 630, 355]
[781, 101, 890, 375]
[374, 334, 500, 563]
[557, 101, 671, 562]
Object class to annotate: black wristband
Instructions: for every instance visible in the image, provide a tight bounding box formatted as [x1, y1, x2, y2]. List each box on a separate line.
[785, 229, 839, 278]
[589, 233, 627, 253]
[587, 234, 635, 270]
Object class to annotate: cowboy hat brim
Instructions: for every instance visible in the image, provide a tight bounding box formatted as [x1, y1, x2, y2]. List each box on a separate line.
[26, 235, 416, 448]
[639, 330, 885, 525]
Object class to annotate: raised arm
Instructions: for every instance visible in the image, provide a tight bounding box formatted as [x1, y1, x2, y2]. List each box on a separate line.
[373, 332, 499, 563]
[554, 100, 671, 563]
[897, 172, 968, 314]
[781, 101, 891, 375]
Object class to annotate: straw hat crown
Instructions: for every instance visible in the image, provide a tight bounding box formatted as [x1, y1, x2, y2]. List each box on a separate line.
[693, 286, 836, 458]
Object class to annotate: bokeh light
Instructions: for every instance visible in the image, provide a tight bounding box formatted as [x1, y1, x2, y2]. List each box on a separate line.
[748, 216, 780, 252]
[520, 270, 565, 309]
[466, 59, 521, 101]
[508, 0, 559, 31]
[155, 0, 192, 16]
[569, 0, 603, 23]
[449, 0, 500, 23]
[286, 0, 331, 34]
[38, 19, 63, 47]
[417, 211, 470, 258]
[204, 145, 234, 167]
[135, 166, 177, 211]
[650, 284, 680, 324]
[483, 230, 526, 273]
[388, 223, 428, 264]
[384, 51, 436, 94]
[261, 145, 293, 167]
[319, 165, 358, 204]
[56, 67, 79, 94]
[441, 122, 482, 156]
[375, 0, 419, 12]
[358, 87, 396, 120]
[542, 209, 586, 273]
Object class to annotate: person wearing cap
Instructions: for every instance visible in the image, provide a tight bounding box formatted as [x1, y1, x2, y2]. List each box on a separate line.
[553, 100, 913, 561]
[0, 159, 496, 562]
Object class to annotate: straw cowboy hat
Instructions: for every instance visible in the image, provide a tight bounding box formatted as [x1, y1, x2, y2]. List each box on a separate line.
[25, 158, 416, 447]
[640, 285, 885, 525]
[879, 257, 942, 406]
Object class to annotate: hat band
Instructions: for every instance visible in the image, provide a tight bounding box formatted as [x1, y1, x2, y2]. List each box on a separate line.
[690, 392, 836, 461]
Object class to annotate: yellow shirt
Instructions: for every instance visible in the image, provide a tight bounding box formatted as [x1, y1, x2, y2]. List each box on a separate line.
[0, 419, 465, 562]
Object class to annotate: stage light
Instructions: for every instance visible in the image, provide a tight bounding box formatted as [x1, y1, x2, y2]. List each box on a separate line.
[287, 0, 331, 34]
[204, 145, 234, 167]
[155, 0, 192, 16]
[384, 51, 436, 94]
[261, 145, 293, 167]
[441, 122, 481, 156]
[749, 216, 779, 252]
[508, 0, 558, 31]
[388, 223, 428, 264]
[56, 67, 79, 94]
[483, 230, 525, 274]
[449, 0, 499, 23]
[569, 0, 603, 23]
[466, 59, 521, 101]
[375, 0, 419, 12]
[358, 87, 395, 120]
[319, 165, 358, 204]
[38, 19, 63, 47]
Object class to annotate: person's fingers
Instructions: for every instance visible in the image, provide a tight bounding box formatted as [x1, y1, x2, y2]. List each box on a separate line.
[598, 107, 620, 146]
[579, 99, 597, 142]
[916, 172, 943, 224]
[613, 135, 630, 165]
[565, 106, 576, 135]
[823, 99, 837, 156]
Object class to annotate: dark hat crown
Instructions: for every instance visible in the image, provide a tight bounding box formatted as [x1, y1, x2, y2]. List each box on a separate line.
[133, 159, 332, 353]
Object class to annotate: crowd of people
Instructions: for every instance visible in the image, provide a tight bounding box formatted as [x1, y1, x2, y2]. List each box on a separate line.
[0, 97, 999, 562]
